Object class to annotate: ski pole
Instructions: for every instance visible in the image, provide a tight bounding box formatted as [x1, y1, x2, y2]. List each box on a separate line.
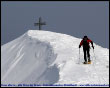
[78, 48, 80, 64]
[93, 48, 96, 60]
[92, 48, 97, 65]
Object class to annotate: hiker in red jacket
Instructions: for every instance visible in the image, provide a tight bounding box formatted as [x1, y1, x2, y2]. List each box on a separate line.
[79, 36, 94, 64]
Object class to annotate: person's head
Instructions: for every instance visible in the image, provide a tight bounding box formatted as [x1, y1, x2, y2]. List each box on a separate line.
[84, 36, 88, 38]
[83, 35, 88, 40]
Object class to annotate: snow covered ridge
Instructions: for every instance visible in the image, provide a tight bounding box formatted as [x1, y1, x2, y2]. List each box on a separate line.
[1, 30, 109, 86]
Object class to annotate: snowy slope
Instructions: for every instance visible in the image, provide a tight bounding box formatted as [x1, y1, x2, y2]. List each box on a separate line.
[1, 30, 109, 85]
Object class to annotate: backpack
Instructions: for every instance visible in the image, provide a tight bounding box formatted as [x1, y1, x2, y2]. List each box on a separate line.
[83, 38, 89, 47]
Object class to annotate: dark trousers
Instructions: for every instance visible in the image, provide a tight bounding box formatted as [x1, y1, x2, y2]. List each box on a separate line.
[83, 47, 90, 62]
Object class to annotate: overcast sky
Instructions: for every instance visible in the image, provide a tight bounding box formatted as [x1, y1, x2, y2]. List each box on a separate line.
[1, 1, 109, 48]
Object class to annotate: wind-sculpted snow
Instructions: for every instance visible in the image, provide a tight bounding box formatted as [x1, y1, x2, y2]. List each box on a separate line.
[1, 30, 109, 85]
[1, 33, 58, 84]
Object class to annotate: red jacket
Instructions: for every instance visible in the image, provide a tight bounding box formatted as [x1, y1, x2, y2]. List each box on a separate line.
[80, 38, 93, 47]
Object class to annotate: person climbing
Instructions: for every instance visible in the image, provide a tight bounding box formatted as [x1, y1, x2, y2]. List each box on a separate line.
[79, 36, 94, 64]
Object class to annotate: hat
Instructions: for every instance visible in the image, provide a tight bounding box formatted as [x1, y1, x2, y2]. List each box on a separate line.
[84, 36, 87, 38]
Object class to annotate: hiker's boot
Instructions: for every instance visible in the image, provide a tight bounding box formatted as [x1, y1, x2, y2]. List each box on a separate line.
[83, 61, 87, 64]
[88, 58, 91, 64]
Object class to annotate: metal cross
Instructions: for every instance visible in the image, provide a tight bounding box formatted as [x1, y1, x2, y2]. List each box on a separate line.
[34, 17, 46, 30]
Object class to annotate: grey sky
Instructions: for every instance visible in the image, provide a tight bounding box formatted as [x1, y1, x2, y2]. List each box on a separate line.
[1, 1, 109, 48]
